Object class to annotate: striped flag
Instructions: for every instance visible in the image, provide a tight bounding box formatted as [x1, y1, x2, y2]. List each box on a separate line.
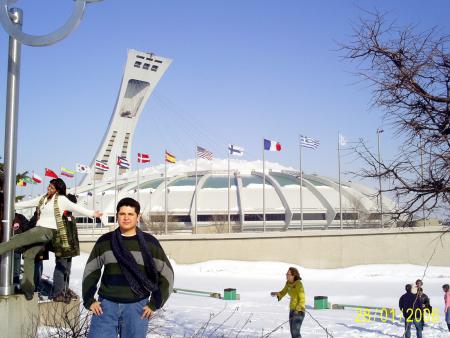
[117, 156, 130, 169]
[95, 160, 109, 172]
[196, 146, 213, 160]
[32, 173, 42, 183]
[137, 153, 150, 164]
[264, 139, 282, 152]
[228, 144, 244, 157]
[61, 167, 75, 178]
[165, 151, 176, 164]
[300, 135, 320, 149]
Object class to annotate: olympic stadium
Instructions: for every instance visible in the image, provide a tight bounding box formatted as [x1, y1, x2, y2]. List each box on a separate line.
[17, 49, 395, 233]
[71, 158, 394, 233]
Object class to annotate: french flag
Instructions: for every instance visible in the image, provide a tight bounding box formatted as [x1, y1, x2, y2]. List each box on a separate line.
[264, 139, 281, 152]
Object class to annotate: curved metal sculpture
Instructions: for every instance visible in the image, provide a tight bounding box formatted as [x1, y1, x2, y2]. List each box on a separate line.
[0, 0, 101, 46]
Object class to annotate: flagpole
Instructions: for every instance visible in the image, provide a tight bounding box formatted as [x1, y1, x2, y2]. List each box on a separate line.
[299, 140, 304, 230]
[164, 152, 168, 234]
[338, 132, 343, 230]
[194, 146, 198, 234]
[137, 161, 140, 203]
[228, 149, 231, 233]
[263, 139, 266, 232]
[42, 170, 45, 195]
[114, 156, 118, 228]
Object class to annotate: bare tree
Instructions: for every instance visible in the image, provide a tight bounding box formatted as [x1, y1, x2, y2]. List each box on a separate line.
[341, 10, 450, 223]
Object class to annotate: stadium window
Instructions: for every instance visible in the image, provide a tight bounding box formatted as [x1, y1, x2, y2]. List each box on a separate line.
[151, 65, 159, 72]
[107, 216, 115, 223]
[136, 55, 145, 59]
[292, 213, 326, 221]
[154, 59, 163, 63]
[244, 214, 264, 221]
[169, 215, 191, 223]
[266, 214, 285, 221]
[143, 63, 150, 70]
[334, 213, 359, 220]
[134, 61, 142, 68]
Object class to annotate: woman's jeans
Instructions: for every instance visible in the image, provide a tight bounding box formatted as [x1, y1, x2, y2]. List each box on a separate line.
[52, 257, 72, 296]
[88, 297, 150, 338]
[289, 310, 305, 338]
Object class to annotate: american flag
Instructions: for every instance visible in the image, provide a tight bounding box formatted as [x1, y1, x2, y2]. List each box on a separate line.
[196, 146, 213, 160]
[300, 135, 320, 149]
[95, 160, 109, 172]
[137, 153, 150, 164]
[117, 156, 130, 169]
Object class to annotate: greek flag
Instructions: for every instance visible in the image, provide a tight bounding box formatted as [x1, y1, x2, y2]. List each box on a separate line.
[300, 135, 319, 149]
[228, 144, 244, 157]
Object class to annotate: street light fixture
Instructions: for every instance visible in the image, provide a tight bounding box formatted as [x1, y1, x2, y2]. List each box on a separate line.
[0, 0, 102, 296]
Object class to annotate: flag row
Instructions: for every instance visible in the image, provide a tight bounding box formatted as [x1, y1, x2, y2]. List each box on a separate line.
[18, 135, 342, 186]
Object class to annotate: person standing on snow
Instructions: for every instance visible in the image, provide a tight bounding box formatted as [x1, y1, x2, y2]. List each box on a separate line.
[272, 267, 305, 338]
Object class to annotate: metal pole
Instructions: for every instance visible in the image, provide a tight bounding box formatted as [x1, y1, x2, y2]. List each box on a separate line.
[338, 132, 343, 230]
[419, 134, 425, 226]
[227, 151, 231, 233]
[164, 155, 168, 234]
[299, 142, 303, 230]
[262, 140, 266, 232]
[194, 147, 198, 234]
[136, 163, 140, 203]
[114, 156, 117, 229]
[1, 8, 22, 296]
[377, 128, 384, 227]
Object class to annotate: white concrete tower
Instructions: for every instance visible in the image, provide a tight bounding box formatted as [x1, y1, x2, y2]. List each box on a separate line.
[83, 49, 172, 184]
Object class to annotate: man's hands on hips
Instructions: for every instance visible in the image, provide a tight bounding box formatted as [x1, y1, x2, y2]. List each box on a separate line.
[90, 301, 103, 316]
[141, 305, 153, 319]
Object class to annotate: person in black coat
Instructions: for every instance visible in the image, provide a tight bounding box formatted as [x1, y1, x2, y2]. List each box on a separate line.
[399, 284, 423, 338]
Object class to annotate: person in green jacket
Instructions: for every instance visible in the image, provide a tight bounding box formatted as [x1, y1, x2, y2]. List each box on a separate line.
[272, 267, 305, 338]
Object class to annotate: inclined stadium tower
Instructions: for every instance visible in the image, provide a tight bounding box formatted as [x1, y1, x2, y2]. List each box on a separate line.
[18, 49, 395, 232]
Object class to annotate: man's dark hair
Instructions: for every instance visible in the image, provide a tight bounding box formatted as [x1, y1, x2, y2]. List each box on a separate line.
[405, 284, 412, 292]
[50, 178, 67, 196]
[443, 284, 449, 291]
[116, 197, 140, 214]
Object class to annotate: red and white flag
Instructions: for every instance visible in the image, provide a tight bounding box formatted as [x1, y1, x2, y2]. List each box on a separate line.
[137, 153, 150, 164]
[32, 173, 42, 183]
[95, 160, 109, 172]
[45, 168, 58, 179]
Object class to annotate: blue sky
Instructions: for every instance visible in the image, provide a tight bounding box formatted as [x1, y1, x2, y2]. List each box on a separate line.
[0, 0, 448, 190]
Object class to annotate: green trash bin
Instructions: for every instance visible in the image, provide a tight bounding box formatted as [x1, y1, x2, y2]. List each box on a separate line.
[223, 288, 237, 300]
[314, 296, 328, 309]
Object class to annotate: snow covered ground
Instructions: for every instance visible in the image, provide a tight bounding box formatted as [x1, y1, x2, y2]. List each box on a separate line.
[43, 253, 450, 337]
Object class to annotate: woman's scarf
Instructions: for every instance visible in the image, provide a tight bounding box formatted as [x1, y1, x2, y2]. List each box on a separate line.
[111, 227, 159, 298]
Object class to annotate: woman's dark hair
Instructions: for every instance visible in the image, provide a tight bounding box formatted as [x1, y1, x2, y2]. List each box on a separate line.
[116, 197, 140, 214]
[443, 284, 449, 291]
[66, 193, 77, 204]
[49, 178, 67, 196]
[288, 267, 302, 281]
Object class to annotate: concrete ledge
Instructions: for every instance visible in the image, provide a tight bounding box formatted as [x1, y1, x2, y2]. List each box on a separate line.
[79, 226, 450, 268]
[0, 294, 39, 337]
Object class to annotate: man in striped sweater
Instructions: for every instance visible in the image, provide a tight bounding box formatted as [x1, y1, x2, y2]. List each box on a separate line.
[82, 198, 174, 338]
